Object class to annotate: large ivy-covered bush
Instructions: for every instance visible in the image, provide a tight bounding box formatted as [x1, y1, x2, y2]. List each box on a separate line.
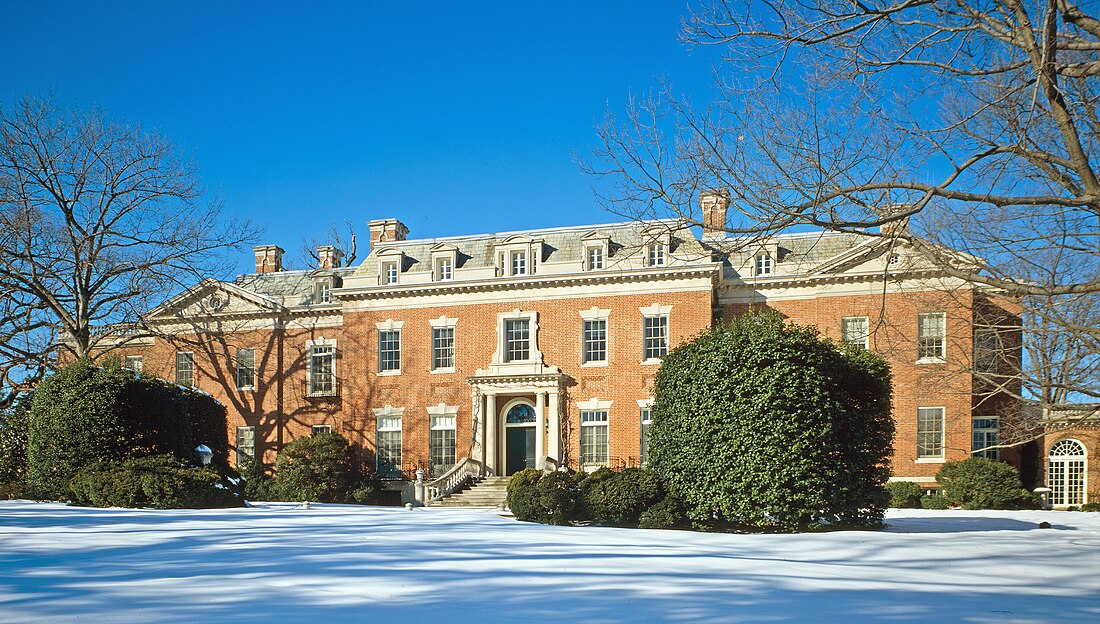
[936, 457, 1029, 510]
[0, 394, 31, 499]
[648, 312, 894, 532]
[271, 432, 381, 504]
[69, 454, 242, 509]
[27, 359, 229, 500]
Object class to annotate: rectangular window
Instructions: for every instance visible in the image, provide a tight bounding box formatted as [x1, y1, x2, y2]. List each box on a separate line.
[311, 424, 332, 436]
[580, 410, 609, 469]
[315, 280, 331, 304]
[124, 355, 143, 374]
[640, 407, 653, 466]
[382, 261, 399, 285]
[236, 348, 255, 390]
[432, 327, 455, 371]
[917, 407, 945, 459]
[974, 328, 999, 373]
[235, 426, 255, 466]
[918, 313, 946, 360]
[435, 257, 453, 281]
[429, 414, 456, 476]
[972, 417, 999, 460]
[175, 351, 194, 387]
[842, 317, 869, 350]
[647, 243, 666, 267]
[511, 250, 527, 276]
[376, 415, 402, 480]
[643, 315, 669, 360]
[378, 329, 401, 373]
[755, 253, 773, 276]
[582, 319, 608, 364]
[587, 246, 604, 270]
[505, 319, 531, 362]
[308, 345, 335, 396]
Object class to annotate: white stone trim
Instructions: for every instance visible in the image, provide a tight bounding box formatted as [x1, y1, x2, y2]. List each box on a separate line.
[305, 336, 337, 348]
[577, 397, 613, 411]
[375, 319, 405, 331]
[426, 402, 460, 416]
[492, 308, 542, 366]
[428, 315, 458, 328]
[887, 476, 938, 483]
[636, 398, 654, 408]
[578, 306, 611, 321]
[373, 404, 405, 418]
[639, 303, 673, 316]
[915, 458, 947, 464]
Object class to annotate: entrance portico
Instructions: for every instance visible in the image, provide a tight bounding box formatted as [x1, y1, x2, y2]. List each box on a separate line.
[468, 370, 564, 476]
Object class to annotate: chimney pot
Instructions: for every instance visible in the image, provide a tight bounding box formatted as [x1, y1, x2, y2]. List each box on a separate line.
[317, 245, 343, 269]
[368, 219, 409, 251]
[253, 245, 285, 274]
[700, 189, 731, 237]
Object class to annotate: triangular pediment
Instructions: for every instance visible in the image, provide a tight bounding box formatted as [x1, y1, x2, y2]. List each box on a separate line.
[146, 279, 283, 320]
[810, 238, 891, 275]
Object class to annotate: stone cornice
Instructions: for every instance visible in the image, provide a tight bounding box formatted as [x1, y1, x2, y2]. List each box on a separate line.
[721, 267, 953, 290]
[336, 264, 721, 300]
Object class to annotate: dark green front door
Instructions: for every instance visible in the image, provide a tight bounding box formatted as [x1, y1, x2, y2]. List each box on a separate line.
[506, 426, 536, 475]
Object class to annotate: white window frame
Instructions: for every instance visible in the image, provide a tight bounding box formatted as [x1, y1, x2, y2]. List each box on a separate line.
[311, 424, 332, 436]
[124, 355, 144, 374]
[638, 398, 654, 467]
[428, 403, 459, 477]
[578, 398, 612, 471]
[493, 309, 542, 366]
[382, 261, 399, 285]
[435, 256, 454, 281]
[375, 320, 403, 376]
[175, 351, 194, 388]
[374, 405, 404, 480]
[1048, 439, 1087, 507]
[647, 242, 666, 267]
[916, 406, 946, 462]
[917, 312, 947, 362]
[511, 250, 527, 276]
[972, 416, 999, 460]
[841, 316, 870, 350]
[579, 307, 611, 367]
[755, 252, 773, 276]
[314, 279, 332, 304]
[236, 347, 256, 390]
[429, 315, 458, 373]
[306, 338, 337, 397]
[586, 245, 604, 270]
[640, 303, 672, 364]
[235, 425, 255, 466]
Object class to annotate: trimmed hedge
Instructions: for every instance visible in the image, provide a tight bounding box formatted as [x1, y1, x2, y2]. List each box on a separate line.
[507, 469, 580, 525]
[648, 312, 894, 532]
[27, 359, 229, 501]
[69, 454, 242, 509]
[921, 493, 950, 509]
[580, 467, 664, 526]
[885, 481, 923, 509]
[638, 496, 688, 530]
[936, 458, 1029, 510]
[271, 432, 381, 504]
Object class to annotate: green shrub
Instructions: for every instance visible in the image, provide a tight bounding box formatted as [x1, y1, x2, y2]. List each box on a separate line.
[921, 493, 950, 509]
[0, 394, 30, 495]
[639, 496, 688, 530]
[68, 454, 242, 509]
[1078, 502, 1100, 512]
[582, 467, 664, 525]
[576, 466, 615, 520]
[27, 359, 229, 500]
[534, 471, 580, 525]
[236, 455, 274, 501]
[885, 481, 923, 508]
[936, 458, 1029, 510]
[648, 312, 894, 532]
[270, 432, 381, 504]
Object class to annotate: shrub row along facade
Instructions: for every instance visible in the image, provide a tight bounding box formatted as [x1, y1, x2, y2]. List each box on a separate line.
[113, 194, 1084, 502]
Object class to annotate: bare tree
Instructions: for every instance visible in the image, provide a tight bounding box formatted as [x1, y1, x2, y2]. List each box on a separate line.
[0, 95, 258, 406]
[297, 220, 359, 269]
[585, 1, 1099, 421]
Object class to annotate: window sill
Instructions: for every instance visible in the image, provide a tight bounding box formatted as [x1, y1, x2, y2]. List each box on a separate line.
[915, 457, 946, 464]
[581, 361, 609, 368]
[377, 370, 401, 377]
[430, 368, 456, 375]
[641, 358, 663, 366]
[916, 357, 946, 365]
[236, 387, 255, 392]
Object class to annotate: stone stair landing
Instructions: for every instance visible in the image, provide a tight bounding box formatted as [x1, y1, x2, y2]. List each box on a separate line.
[430, 476, 509, 508]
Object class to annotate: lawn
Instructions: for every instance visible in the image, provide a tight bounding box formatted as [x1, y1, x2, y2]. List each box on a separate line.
[0, 501, 1097, 623]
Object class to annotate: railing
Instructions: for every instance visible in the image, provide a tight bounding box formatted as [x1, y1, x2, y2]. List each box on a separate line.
[301, 378, 339, 399]
[425, 457, 484, 502]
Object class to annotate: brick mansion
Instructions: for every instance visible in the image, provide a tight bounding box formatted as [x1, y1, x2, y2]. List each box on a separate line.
[112, 192, 1089, 505]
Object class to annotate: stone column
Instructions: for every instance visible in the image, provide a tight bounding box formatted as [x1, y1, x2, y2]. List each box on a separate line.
[548, 390, 560, 465]
[535, 391, 547, 470]
[473, 391, 485, 466]
[485, 392, 497, 475]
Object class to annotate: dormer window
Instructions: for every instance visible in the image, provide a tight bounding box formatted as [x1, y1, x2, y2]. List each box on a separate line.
[755, 253, 773, 276]
[382, 261, 399, 285]
[435, 257, 453, 281]
[587, 246, 604, 270]
[511, 251, 527, 276]
[316, 280, 331, 303]
[647, 242, 666, 267]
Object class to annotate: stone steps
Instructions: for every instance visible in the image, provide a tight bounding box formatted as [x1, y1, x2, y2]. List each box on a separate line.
[430, 476, 511, 508]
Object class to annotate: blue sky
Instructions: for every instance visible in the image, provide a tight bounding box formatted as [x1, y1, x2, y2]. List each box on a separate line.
[2, 2, 724, 273]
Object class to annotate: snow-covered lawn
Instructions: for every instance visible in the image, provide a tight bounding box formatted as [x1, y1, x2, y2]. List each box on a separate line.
[0, 502, 1097, 623]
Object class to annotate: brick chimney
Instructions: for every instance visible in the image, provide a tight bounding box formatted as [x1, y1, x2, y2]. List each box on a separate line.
[700, 189, 731, 237]
[253, 244, 284, 274]
[317, 245, 343, 269]
[368, 219, 409, 251]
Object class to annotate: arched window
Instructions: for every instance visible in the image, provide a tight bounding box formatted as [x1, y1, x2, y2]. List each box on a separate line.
[1049, 439, 1087, 507]
[506, 403, 536, 424]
